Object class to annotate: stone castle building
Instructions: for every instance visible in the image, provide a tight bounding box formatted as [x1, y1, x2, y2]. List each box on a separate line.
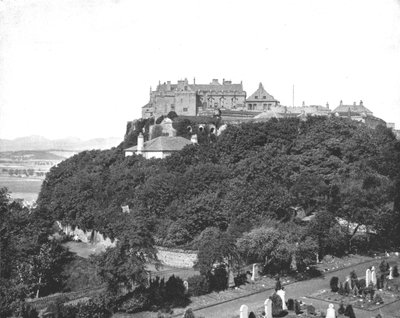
[142, 78, 246, 118]
[245, 82, 280, 111]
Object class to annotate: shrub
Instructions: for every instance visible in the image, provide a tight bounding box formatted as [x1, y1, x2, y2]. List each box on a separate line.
[338, 282, 345, 295]
[338, 302, 345, 315]
[344, 304, 356, 318]
[294, 300, 302, 314]
[269, 293, 283, 317]
[344, 281, 351, 295]
[358, 278, 366, 291]
[165, 275, 187, 307]
[234, 273, 247, 287]
[187, 275, 209, 296]
[350, 270, 358, 288]
[373, 293, 384, 304]
[330, 276, 339, 292]
[287, 299, 294, 311]
[119, 291, 150, 313]
[208, 265, 228, 292]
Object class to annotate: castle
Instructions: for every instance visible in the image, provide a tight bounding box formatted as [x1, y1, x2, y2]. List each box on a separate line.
[138, 78, 398, 138]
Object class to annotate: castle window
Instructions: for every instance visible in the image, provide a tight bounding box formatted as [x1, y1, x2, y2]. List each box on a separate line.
[263, 96, 266, 99]
[255, 96, 258, 99]
[171, 104, 175, 110]
[183, 107, 188, 112]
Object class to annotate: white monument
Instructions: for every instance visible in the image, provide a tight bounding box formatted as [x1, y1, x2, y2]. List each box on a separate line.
[251, 263, 258, 281]
[371, 266, 377, 286]
[276, 289, 287, 310]
[366, 268, 371, 286]
[239, 304, 248, 318]
[264, 299, 272, 318]
[326, 303, 336, 318]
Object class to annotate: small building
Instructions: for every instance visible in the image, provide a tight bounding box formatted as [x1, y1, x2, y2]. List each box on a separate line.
[124, 133, 193, 159]
[245, 83, 280, 111]
[332, 100, 386, 129]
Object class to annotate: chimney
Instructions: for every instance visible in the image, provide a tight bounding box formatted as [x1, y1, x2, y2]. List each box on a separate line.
[326, 102, 329, 109]
[191, 134, 198, 144]
[302, 101, 305, 107]
[137, 133, 144, 155]
[353, 102, 356, 106]
[360, 100, 363, 106]
[340, 100, 343, 106]
[193, 77, 196, 84]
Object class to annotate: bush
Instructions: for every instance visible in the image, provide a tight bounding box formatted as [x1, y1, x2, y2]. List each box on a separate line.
[165, 275, 187, 307]
[338, 302, 345, 315]
[344, 281, 351, 295]
[350, 270, 358, 288]
[269, 293, 283, 317]
[344, 304, 356, 318]
[119, 290, 150, 313]
[187, 275, 210, 296]
[287, 299, 294, 311]
[234, 273, 247, 287]
[330, 277, 339, 292]
[373, 293, 384, 304]
[208, 265, 228, 292]
[338, 282, 345, 295]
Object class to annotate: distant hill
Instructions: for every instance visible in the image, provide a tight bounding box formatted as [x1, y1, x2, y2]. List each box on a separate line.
[0, 136, 122, 152]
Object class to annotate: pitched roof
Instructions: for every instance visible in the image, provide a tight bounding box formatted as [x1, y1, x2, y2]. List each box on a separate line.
[125, 136, 192, 153]
[189, 83, 244, 92]
[332, 102, 373, 115]
[246, 83, 278, 102]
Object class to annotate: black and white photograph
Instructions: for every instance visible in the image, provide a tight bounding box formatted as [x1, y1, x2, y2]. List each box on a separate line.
[1, 1, 400, 317]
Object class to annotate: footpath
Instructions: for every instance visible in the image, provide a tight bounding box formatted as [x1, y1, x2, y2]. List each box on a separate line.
[119, 254, 400, 318]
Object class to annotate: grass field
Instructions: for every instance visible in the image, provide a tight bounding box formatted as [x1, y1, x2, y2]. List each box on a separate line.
[0, 176, 42, 200]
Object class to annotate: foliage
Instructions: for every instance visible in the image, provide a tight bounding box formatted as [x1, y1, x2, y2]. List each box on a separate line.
[93, 221, 158, 295]
[196, 227, 240, 275]
[37, 117, 400, 256]
[330, 276, 339, 292]
[186, 275, 209, 296]
[269, 292, 283, 317]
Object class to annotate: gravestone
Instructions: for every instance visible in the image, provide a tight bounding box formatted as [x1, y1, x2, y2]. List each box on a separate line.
[251, 264, 258, 281]
[239, 304, 248, 318]
[276, 289, 287, 310]
[287, 299, 294, 311]
[307, 305, 316, 315]
[366, 268, 371, 287]
[389, 267, 393, 280]
[352, 285, 359, 297]
[264, 299, 272, 318]
[228, 269, 235, 288]
[371, 266, 377, 286]
[294, 300, 302, 314]
[326, 303, 336, 318]
[183, 280, 189, 293]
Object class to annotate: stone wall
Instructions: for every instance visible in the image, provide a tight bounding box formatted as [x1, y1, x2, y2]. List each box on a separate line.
[156, 246, 198, 269]
[56, 221, 116, 248]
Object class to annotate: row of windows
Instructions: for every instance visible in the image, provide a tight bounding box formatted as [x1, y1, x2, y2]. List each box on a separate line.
[254, 96, 268, 99]
[248, 103, 272, 111]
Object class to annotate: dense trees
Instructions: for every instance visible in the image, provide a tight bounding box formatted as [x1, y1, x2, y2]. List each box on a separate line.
[0, 188, 74, 317]
[37, 116, 400, 259]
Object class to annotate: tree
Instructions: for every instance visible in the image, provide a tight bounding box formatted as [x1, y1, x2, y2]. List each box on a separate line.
[195, 227, 240, 276]
[94, 221, 158, 295]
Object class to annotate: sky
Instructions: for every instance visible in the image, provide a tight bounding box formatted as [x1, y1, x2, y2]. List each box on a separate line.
[0, 0, 399, 140]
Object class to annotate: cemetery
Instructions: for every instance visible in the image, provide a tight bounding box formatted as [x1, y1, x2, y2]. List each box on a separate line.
[308, 259, 400, 312]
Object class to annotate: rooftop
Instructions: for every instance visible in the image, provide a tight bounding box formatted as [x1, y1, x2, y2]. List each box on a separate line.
[125, 136, 192, 153]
